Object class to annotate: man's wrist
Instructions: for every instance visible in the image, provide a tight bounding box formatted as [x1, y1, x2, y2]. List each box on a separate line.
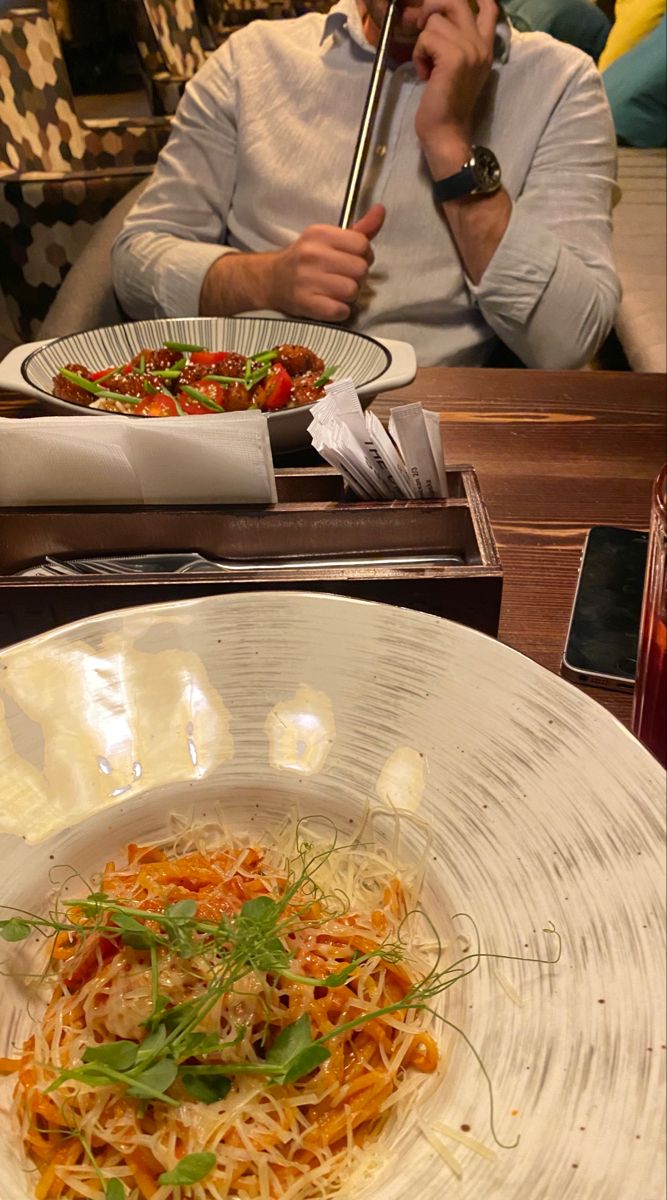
[421, 134, 473, 183]
[200, 250, 275, 317]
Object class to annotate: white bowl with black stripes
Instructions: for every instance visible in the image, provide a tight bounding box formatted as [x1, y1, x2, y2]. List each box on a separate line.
[5, 316, 417, 453]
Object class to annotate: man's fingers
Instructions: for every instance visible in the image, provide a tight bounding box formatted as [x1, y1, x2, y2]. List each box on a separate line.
[413, 20, 473, 74]
[476, 0, 499, 45]
[307, 224, 373, 258]
[326, 273, 361, 304]
[417, 0, 478, 32]
[309, 295, 351, 323]
[306, 248, 369, 282]
[352, 203, 386, 241]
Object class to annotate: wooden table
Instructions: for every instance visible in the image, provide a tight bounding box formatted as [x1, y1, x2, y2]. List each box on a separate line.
[2, 368, 665, 727]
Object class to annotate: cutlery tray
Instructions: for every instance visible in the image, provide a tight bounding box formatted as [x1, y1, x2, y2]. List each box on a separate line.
[0, 465, 502, 647]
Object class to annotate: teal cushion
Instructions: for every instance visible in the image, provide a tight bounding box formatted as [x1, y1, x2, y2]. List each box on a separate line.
[603, 16, 667, 148]
[504, 0, 611, 60]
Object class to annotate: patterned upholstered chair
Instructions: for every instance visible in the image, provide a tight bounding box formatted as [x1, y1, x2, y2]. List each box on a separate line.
[0, 7, 171, 341]
[131, 0, 211, 114]
[202, 0, 295, 42]
[204, 0, 335, 46]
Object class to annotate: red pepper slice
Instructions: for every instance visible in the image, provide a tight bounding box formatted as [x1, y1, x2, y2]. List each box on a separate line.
[135, 394, 180, 417]
[89, 367, 115, 381]
[189, 350, 234, 366]
[252, 363, 293, 412]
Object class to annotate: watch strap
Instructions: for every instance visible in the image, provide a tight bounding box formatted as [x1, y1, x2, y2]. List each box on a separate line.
[433, 166, 478, 203]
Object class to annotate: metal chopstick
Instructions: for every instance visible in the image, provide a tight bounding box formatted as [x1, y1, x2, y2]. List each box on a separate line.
[338, 0, 400, 229]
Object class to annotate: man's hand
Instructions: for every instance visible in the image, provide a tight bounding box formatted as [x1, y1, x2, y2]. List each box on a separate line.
[413, 0, 498, 178]
[200, 204, 385, 321]
[267, 204, 386, 321]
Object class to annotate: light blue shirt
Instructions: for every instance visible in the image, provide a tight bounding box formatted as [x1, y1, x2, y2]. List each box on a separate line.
[113, 3, 620, 368]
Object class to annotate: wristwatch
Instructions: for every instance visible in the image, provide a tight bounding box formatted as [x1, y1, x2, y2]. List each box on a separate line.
[433, 146, 502, 203]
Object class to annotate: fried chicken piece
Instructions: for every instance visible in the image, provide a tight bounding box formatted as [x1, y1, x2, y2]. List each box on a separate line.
[96, 373, 164, 401]
[52, 363, 94, 406]
[289, 371, 326, 408]
[130, 348, 183, 372]
[274, 344, 324, 378]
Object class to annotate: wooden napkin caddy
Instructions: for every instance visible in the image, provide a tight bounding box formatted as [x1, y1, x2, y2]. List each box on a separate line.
[0, 465, 502, 648]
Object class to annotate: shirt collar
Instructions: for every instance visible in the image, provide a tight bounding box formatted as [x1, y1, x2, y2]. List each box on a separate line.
[322, 0, 512, 63]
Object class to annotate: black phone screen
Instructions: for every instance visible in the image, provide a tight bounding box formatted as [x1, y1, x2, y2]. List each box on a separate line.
[563, 526, 648, 683]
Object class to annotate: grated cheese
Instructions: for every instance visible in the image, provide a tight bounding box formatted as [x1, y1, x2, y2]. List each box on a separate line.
[416, 1117, 464, 1178]
[432, 1121, 497, 1161]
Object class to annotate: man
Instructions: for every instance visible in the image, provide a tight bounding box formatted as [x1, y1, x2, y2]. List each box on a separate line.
[112, 0, 620, 368]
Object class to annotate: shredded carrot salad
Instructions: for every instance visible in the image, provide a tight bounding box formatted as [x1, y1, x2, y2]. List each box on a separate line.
[2, 833, 441, 1200]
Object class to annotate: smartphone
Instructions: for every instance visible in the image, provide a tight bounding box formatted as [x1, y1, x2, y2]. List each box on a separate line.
[561, 525, 648, 692]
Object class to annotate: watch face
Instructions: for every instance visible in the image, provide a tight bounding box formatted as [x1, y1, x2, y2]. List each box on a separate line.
[472, 146, 502, 193]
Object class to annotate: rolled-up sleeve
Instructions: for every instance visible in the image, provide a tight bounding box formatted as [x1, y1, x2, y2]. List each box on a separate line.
[112, 50, 240, 320]
[470, 59, 621, 369]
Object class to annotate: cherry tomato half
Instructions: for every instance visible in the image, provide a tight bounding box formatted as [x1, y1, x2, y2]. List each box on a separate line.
[252, 363, 293, 411]
[135, 394, 180, 417]
[177, 393, 212, 415]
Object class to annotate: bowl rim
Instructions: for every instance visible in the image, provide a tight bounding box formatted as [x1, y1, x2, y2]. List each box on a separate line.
[20, 315, 393, 420]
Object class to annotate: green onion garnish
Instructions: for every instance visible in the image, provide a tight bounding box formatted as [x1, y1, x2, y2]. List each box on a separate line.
[136, 354, 146, 375]
[313, 364, 339, 389]
[251, 349, 277, 364]
[97, 389, 143, 406]
[173, 396, 185, 416]
[163, 340, 205, 352]
[58, 367, 102, 396]
[202, 374, 246, 386]
[94, 367, 117, 384]
[58, 368, 144, 406]
[152, 369, 182, 379]
[180, 384, 225, 413]
[246, 366, 270, 390]
[142, 379, 159, 395]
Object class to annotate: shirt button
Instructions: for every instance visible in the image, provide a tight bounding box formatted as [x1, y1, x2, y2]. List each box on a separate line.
[375, 143, 387, 158]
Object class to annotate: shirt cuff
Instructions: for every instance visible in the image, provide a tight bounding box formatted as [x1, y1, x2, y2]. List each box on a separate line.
[155, 243, 240, 317]
[469, 203, 561, 322]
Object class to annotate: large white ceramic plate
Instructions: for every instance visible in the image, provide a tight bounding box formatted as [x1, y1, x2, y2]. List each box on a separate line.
[0, 593, 664, 1200]
[0, 316, 417, 452]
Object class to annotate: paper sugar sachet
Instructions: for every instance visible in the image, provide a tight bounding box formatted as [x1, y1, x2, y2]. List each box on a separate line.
[309, 379, 413, 499]
[308, 381, 447, 500]
[389, 403, 448, 499]
[310, 381, 398, 498]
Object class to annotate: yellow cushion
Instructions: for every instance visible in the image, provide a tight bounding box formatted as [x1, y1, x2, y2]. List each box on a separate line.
[599, 0, 667, 70]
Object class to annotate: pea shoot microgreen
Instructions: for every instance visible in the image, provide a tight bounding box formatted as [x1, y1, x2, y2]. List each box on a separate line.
[159, 1152, 217, 1186]
[105, 1181, 126, 1200]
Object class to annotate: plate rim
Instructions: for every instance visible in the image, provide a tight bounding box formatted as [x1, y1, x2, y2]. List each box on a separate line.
[1, 588, 664, 790]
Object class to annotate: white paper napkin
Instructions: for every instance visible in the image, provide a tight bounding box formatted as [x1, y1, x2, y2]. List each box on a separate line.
[0, 414, 277, 506]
